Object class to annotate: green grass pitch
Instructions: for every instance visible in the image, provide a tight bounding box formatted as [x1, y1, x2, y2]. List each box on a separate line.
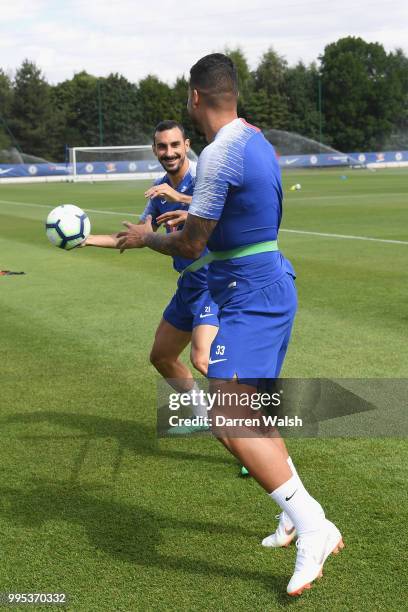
[0, 169, 407, 611]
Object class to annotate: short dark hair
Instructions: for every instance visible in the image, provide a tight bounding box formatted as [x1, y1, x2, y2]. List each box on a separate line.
[153, 120, 186, 143]
[189, 53, 238, 105]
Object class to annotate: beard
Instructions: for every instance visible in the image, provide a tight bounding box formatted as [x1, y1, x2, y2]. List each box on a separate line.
[159, 156, 184, 175]
[188, 109, 204, 136]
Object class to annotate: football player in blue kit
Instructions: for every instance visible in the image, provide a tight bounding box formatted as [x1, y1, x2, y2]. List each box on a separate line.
[84, 121, 218, 425]
[117, 56, 343, 595]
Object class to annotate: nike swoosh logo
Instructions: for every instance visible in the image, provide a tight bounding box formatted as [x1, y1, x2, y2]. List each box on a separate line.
[199, 313, 213, 318]
[0, 168, 12, 174]
[285, 490, 297, 501]
[208, 358, 227, 365]
[285, 526, 296, 535]
[148, 163, 159, 170]
[285, 158, 299, 165]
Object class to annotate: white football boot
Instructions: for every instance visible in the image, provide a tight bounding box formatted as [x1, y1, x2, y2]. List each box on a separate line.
[262, 513, 297, 548]
[287, 519, 344, 596]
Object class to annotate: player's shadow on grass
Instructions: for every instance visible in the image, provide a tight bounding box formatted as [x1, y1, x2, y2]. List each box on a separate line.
[0, 480, 289, 596]
[0, 411, 235, 480]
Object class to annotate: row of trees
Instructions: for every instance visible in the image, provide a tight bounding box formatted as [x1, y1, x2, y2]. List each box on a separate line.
[1, 37, 407, 161]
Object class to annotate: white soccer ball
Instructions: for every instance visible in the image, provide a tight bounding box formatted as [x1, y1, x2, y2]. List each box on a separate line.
[295, 183, 302, 190]
[45, 204, 91, 250]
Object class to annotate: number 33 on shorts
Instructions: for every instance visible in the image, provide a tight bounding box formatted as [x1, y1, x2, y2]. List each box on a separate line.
[215, 345, 225, 355]
[208, 344, 228, 367]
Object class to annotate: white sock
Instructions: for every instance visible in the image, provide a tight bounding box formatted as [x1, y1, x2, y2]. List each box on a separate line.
[287, 456, 299, 480]
[280, 457, 299, 527]
[287, 456, 309, 495]
[270, 474, 325, 536]
[287, 456, 324, 515]
[187, 383, 209, 419]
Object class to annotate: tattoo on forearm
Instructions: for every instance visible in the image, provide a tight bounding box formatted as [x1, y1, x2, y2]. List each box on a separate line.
[144, 231, 184, 257]
[144, 214, 217, 259]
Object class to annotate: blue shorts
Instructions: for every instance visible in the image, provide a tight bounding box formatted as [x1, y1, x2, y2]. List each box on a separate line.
[207, 272, 297, 381]
[163, 284, 219, 333]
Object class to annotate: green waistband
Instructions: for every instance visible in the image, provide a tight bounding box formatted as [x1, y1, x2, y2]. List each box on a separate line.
[182, 240, 279, 275]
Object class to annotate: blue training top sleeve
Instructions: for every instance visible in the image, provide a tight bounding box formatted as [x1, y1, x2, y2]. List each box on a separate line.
[139, 198, 158, 225]
[189, 137, 243, 221]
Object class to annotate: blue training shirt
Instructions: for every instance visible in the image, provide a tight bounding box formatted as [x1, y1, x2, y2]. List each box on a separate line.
[140, 161, 209, 288]
[189, 118, 295, 304]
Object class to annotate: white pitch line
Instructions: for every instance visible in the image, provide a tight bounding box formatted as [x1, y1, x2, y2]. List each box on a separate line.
[281, 228, 408, 245]
[285, 191, 408, 201]
[0, 199, 139, 217]
[1, 198, 407, 245]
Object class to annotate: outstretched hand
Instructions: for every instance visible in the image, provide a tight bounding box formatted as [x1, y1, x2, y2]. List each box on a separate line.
[116, 215, 154, 253]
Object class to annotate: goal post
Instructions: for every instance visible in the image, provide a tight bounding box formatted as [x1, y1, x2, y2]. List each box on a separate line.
[68, 145, 198, 182]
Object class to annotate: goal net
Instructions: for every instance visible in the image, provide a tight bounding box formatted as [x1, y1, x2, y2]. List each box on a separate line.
[68, 145, 198, 182]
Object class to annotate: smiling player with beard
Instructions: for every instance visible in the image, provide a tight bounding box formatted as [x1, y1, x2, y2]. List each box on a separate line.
[84, 121, 218, 431]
